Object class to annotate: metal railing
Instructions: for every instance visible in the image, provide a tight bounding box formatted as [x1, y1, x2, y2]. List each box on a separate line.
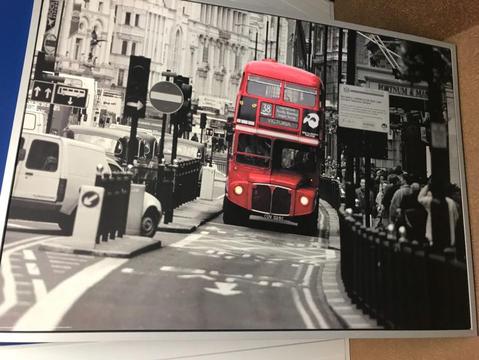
[339, 208, 470, 330]
[318, 176, 342, 209]
[95, 172, 132, 242]
[157, 159, 202, 223]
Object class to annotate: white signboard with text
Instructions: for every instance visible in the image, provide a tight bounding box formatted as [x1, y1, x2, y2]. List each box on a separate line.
[338, 84, 390, 133]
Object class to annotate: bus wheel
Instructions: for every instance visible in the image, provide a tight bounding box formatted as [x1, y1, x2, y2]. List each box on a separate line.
[297, 206, 319, 236]
[223, 197, 248, 226]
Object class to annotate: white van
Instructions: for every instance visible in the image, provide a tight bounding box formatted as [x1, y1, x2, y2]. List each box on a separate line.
[22, 110, 46, 133]
[10, 131, 162, 237]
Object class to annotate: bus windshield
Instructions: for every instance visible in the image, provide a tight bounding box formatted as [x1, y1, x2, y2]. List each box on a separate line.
[236, 133, 271, 168]
[272, 140, 317, 173]
[246, 75, 281, 99]
[284, 82, 317, 107]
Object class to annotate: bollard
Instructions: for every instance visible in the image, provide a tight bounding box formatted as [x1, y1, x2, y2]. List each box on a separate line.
[72, 185, 105, 249]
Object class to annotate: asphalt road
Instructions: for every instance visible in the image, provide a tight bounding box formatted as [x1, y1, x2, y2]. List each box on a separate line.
[1, 213, 342, 331]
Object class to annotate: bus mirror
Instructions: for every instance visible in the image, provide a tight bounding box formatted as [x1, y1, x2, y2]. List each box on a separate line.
[17, 148, 26, 162]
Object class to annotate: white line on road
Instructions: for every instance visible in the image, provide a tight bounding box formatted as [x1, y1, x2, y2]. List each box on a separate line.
[22, 250, 36, 261]
[50, 264, 72, 270]
[13, 257, 128, 331]
[170, 233, 203, 248]
[32, 279, 47, 302]
[303, 288, 329, 328]
[291, 287, 315, 329]
[3, 235, 47, 250]
[25, 263, 40, 276]
[302, 265, 314, 287]
[48, 258, 80, 266]
[0, 236, 48, 318]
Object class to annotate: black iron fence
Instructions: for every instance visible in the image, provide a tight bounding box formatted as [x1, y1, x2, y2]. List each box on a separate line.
[95, 172, 132, 242]
[156, 159, 202, 223]
[318, 176, 341, 210]
[339, 208, 470, 330]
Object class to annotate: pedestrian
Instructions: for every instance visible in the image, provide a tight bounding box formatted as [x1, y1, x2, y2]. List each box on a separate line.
[389, 172, 412, 224]
[399, 182, 427, 242]
[381, 174, 400, 226]
[355, 178, 374, 215]
[417, 181, 459, 250]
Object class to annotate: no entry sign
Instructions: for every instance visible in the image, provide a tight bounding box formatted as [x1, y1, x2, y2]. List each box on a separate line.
[149, 81, 184, 114]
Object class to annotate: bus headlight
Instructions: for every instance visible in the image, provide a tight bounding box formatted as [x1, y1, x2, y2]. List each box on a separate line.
[300, 196, 309, 206]
[234, 185, 244, 196]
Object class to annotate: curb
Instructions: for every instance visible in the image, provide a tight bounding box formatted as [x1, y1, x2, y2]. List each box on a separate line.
[158, 209, 223, 234]
[39, 238, 163, 259]
[318, 199, 379, 329]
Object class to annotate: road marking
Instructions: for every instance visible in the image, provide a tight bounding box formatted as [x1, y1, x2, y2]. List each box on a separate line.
[121, 268, 134, 274]
[13, 257, 128, 331]
[25, 263, 40, 276]
[32, 279, 47, 302]
[291, 287, 315, 329]
[258, 281, 269, 286]
[178, 274, 215, 281]
[216, 194, 225, 200]
[209, 271, 219, 276]
[302, 265, 314, 286]
[51, 264, 72, 270]
[303, 288, 329, 328]
[204, 282, 242, 296]
[170, 233, 203, 248]
[3, 235, 48, 250]
[49, 259, 80, 266]
[272, 282, 284, 287]
[0, 236, 48, 318]
[244, 274, 253, 279]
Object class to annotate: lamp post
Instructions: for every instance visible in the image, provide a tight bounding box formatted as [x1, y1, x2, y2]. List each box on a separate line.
[235, 22, 264, 61]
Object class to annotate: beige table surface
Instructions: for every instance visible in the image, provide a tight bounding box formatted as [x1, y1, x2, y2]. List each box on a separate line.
[335, 1, 479, 358]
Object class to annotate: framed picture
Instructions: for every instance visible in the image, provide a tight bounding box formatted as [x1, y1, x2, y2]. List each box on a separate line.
[0, 0, 475, 341]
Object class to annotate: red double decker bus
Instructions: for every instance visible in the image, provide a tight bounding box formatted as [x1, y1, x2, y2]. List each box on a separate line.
[223, 59, 322, 235]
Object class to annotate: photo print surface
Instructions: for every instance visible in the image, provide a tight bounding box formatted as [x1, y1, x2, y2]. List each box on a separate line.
[0, 0, 475, 338]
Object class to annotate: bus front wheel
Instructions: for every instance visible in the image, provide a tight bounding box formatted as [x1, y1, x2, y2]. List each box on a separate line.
[297, 206, 319, 236]
[223, 197, 249, 226]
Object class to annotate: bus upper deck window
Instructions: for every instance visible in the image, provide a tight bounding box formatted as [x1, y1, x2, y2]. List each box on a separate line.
[247, 75, 281, 99]
[284, 83, 317, 107]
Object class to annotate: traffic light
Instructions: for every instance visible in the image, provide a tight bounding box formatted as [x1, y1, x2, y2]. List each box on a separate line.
[124, 55, 151, 118]
[174, 75, 193, 137]
[200, 113, 207, 129]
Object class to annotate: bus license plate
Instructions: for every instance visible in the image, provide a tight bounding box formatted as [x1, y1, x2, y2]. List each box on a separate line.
[263, 214, 284, 222]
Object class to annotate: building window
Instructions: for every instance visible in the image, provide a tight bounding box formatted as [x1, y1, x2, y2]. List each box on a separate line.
[135, 14, 140, 27]
[125, 12, 131, 25]
[98, 1, 103, 12]
[121, 40, 128, 55]
[118, 69, 125, 87]
[114, 6, 118, 23]
[131, 42, 136, 56]
[74, 38, 83, 60]
[202, 44, 209, 63]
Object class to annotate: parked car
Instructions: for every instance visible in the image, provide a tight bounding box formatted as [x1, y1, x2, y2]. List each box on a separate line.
[10, 131, 161, 237]
[106, 158, 162, 237]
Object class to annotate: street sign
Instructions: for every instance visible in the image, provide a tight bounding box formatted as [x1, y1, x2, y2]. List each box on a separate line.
[149, 81, 184, 114]
[31, 80, 55, 103]
[81, 191, 101, 208]
[53, 84, 88, 108]
[338, 84, 389, 133]
[43, 33, 57, 56]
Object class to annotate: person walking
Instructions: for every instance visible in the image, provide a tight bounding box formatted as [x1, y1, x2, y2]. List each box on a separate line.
[417, 182, 459, 250]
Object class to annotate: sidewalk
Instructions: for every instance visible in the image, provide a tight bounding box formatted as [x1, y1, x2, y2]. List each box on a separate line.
[158, 177, 225, 234]
[318, 199, 379, 329]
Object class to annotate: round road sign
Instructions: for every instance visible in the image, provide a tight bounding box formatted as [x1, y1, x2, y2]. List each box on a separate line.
[44, 33, 57, 56]
[81, 191, 100, 208]
[149, 81, 184, 114]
